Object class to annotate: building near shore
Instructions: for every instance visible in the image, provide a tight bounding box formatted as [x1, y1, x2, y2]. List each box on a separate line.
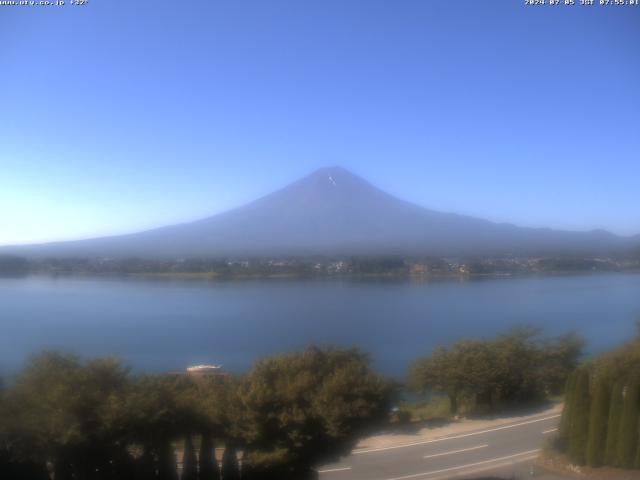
[168, 364, 229, 379]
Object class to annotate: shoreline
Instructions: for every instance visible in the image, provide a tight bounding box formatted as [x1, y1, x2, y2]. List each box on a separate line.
[7, 268, 640, 283]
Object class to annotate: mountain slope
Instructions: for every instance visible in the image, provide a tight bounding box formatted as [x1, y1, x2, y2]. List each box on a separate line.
[2, 167, 636, 258]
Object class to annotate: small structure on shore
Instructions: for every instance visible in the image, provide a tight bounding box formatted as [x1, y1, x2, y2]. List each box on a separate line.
[186, 364, 224, 377]
[167, 364, 229, 379]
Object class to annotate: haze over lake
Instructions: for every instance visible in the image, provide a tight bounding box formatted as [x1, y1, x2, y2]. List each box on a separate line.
[1, 274, 639, 378]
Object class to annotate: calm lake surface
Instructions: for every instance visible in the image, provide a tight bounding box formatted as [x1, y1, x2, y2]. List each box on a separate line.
[1, 274, 639, 378]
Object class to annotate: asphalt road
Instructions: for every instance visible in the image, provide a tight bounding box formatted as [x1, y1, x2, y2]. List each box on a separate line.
[317, 412, 561, 480]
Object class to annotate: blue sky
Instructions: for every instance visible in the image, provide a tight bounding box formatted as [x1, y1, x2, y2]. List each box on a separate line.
[1, 0, 639, 245]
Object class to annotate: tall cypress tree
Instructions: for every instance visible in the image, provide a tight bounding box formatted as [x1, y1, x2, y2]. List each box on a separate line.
[157, 440, 179, 480]
[54, 451, 74, 480]
[199, 433, 219, 480]
[222, 444, 240, 480]
[182, 435, 198, 480]
[586, 377, 610, 466]
[135, 445, 157, 480]
[617, 380, 640, 468]
[0, 450, 49, 480]
[605, 381, 624, 466]
[568, 368, 590, 465]
[559, 372, 577, 448]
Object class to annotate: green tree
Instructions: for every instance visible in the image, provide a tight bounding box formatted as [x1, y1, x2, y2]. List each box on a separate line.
[538, 333, 584, 396]
[124, 376, 185, 480]
[0, 378, 49, 480]
[605, 384, 628, 467]
[617, 380, 640, 468]
[586, 377, 610, 466]
[199, 432, 219, 480]
[157, 440, 178, 480]
[410, 345, 461, 415]
[491, 327, 542, 406]
[222, 444, 240, 480]
[568, 368, 590, 465]
[5, 352, 133, 479]
[558, 372, 577, 447]
[409, 341, 496, 415]
[237, 347, 394, 479]
[198, 375, 238, 479]
[410, 328, 582, 416]
[181, 435, 198, 480]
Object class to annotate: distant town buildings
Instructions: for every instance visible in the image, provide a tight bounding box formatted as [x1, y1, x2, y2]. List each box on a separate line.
[15, 253, 640, 278]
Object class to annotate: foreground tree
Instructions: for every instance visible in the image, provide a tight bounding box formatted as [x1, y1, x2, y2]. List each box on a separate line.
[181, 435, 198, 480]
[236, 347, 394, 479]
[408, 343, 475, 415]
[410, 328, 583, 416]
[4, 352, 134, 479]
[617, 380, 640, 468]
[198, 432, 218, 480]
[124, 375, 187, 480]
[586, 377, 610, 466]
[558, 372, 577, 448]
[1, 346, 392, 479]
[222, 444, 241, 480]
[538, 333, 584, 396]
[559, 333, 640, 470]
[604, 382, 625, 466]
[568, 368, 590, 465]
[1, 377, 49, 480]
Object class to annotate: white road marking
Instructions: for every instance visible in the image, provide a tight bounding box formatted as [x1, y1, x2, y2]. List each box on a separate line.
[542, 428, 558, 434]
[425, 454, 539, 480]
[353, 414, 560, 454]
[384, 449, 540, 480]
[423, 444, 488, 459]
[317, 466, 352, 474]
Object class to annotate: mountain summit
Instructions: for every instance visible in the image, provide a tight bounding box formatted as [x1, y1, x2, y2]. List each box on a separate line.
[2, 167, 636, 258]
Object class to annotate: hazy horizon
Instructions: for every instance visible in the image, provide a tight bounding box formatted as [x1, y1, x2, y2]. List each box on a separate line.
[2, 1, 639, 246]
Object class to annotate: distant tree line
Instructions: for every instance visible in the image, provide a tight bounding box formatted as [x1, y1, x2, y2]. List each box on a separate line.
[0, 348, 394, 480]
[558, 330, 640, 469]
[0, 255, 29, 276]
[348, 256, 406, 274]
[409, 328, 583, 416]
[7, 254, 640, 278]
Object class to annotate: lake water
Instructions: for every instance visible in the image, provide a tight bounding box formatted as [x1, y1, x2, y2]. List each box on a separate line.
[1, 274, 639, 378]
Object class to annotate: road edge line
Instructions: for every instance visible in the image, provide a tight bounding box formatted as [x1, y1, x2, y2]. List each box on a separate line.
[354, 414, 560, 455]
[384, 449, 540, 480]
